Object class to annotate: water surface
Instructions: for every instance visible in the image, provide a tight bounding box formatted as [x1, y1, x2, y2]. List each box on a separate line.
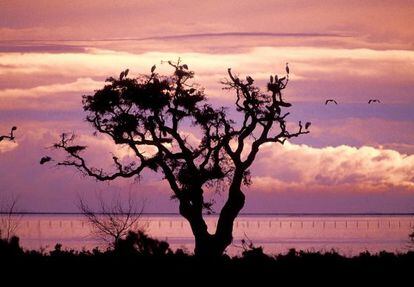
[7, 214, 414, 256]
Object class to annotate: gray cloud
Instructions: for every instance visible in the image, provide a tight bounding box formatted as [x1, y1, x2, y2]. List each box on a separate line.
[0, 44, 86, 53]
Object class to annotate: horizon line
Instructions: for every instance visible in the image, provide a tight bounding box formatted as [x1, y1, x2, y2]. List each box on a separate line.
[2, 212, 413, 216]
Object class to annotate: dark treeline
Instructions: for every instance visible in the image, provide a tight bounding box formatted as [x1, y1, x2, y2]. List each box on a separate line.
[1, 233, 413, 284]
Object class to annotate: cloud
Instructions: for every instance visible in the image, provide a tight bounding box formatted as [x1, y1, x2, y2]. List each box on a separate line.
[251, 141, 414, 192]
[0, 140, 18, 153]
[1, 45, 413, 105]
[0, 44, 86, 53]
[0, 78, 103, 110]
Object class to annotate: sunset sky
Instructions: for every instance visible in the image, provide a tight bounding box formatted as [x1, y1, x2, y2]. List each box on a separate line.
[0, 0, 413, 213]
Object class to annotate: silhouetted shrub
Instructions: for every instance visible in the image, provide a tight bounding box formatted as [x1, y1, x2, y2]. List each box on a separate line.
[0, 236, 23, 257]
[114, 231, 172, 256]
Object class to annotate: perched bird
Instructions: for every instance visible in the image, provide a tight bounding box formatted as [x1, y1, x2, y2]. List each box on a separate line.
[40, 156, 52, 165]
[151, 65, 156, 73]
[286, 63, 290, 74]
[368, 99, 381, 104]
[182, 64, 188, 70]
[325, 99, 338, 105]
[270, 75, 274, 83]
[119, 69, 129, 79]
[246, 76, 254, 85]
[305, 122, 311, 129]
[65, 145, 87, 154]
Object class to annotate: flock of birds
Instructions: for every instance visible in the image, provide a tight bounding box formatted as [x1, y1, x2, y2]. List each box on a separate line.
[325, 99, 381, 105]
[36, 63, 382, 165]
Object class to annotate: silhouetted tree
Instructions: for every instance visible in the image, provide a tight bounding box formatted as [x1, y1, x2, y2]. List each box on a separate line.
[50, 60, 309, 256]
[78, 192, 143, 249]
[0, 195, 22, 241]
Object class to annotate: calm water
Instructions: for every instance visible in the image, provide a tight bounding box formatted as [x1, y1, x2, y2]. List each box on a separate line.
[5, 214, 414, 256]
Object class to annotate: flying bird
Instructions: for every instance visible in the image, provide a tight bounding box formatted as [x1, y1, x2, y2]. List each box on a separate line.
[151, 65, 156, 73]
[325, 99, 338, 105]
[0, 126, 17, 142]
[286, 63, 290, 74]
[305, 122, 311, 129]
[40, 156, 52, 165]
[368, 99, 381, 104]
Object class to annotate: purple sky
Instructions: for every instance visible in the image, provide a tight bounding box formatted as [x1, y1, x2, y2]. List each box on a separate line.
[0, 0, 414, 213]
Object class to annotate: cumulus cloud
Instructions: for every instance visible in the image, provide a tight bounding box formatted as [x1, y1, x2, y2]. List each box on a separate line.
[252, 142, 414, 192]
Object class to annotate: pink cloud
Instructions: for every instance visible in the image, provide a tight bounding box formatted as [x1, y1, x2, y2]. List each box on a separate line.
[252, 141, 414, 193]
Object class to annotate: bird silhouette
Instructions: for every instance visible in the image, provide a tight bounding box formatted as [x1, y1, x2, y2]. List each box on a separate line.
[0, 126, 17, 142]
[246, 76, 254, 85]
[40, 156, 52, 165]
[286, 63, 289, 74]
[66, 145, 87, 154]
[119, 69, 129, 80]
[368, 99, 381, 104]
[305, 122, 311, 129]
[151, 65, 156, 73]
[182, 64, 188, 70]
[325, 99, 338, 105]
[270, 75, 274, 83]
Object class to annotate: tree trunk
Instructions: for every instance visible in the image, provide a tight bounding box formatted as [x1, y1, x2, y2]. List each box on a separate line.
[179, 181, 245, 257]
[214, 187, 245, 254]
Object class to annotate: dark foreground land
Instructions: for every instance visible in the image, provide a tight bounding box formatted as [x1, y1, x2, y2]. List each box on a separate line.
[1, 233, 413, 285]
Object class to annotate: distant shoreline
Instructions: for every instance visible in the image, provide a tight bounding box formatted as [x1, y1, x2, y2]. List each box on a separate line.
[2, 212, 413, 216]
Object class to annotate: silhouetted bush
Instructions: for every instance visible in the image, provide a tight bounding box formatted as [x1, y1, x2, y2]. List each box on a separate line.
[114, 231, 172, 256]
[0, 236, 23, 257]
[1, 235, 413, 284]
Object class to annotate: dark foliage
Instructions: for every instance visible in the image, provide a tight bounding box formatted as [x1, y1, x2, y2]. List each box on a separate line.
[1, 236, 413, 284]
